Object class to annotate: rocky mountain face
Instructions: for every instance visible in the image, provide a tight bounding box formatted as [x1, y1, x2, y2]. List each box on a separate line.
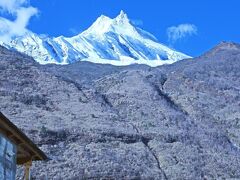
[0, 42, 240, 179]
[1, 11, 190, 66]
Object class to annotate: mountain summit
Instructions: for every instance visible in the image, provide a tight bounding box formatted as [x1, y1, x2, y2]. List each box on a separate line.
[2, 11, 191, 66]
[82, 10, 134, 36]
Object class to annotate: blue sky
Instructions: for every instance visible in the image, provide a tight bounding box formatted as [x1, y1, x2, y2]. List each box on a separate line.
[1, 0, 240, 56]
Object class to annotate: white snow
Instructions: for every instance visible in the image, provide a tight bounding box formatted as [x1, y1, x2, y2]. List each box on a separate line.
[82, 57, 178, 67]
[1, 11, 191, 66]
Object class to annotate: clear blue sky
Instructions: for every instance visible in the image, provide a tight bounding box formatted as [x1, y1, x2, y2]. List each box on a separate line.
[27, 0, 240, 56]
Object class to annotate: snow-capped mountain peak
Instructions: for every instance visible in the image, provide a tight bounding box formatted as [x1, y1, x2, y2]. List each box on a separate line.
[82, 15, 113, 35]
[2, 11, 191, 66]
[82, 11, 136, 37]
[115, 10, 130, 24]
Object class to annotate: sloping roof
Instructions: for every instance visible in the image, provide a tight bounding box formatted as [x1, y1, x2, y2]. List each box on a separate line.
[0, 112, 48, 164]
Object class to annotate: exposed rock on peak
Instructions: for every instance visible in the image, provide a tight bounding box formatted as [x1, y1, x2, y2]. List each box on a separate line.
[201, 41, 240, 60]
[115, 10, 130, 24]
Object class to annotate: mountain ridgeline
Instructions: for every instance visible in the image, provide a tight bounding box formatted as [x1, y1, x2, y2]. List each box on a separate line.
[1, 11, 190, 66]
[0, 41, 240, 179]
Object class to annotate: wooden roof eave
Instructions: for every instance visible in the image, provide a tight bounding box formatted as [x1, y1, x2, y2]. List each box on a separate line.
[0, 112, 48, 164]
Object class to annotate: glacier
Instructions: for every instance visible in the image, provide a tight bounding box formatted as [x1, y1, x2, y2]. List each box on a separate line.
[1, 11, 191, 67]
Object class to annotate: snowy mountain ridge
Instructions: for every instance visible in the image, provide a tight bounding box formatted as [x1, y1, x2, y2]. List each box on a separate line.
[2, 11, 191, 66]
